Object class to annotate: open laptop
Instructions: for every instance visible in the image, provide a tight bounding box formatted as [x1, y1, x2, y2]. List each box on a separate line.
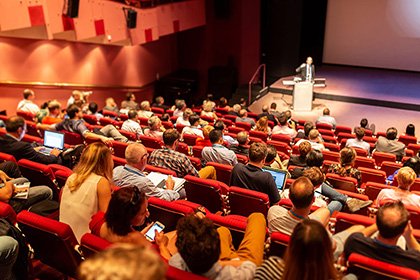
[263, 167, 288, 192]
[39, 131, 65, 155]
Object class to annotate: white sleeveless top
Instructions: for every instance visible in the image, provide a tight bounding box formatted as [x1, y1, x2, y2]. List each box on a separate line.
[59, 173, 102, 242]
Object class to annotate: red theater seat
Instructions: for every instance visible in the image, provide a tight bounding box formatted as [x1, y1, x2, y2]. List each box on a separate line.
[80, 233, 112, 259]
[228, 186, 270, 217]
[269, 231, 290, 257]
[372, 152, 396, 167]
[271, 134, 292, 145]
[18, 159, 59, 198]
[206, 162, 233, 186]
[0, 152, 17, 163]
[184, 175, 226, 213]
[325, 173, 358, 193]
[139, 135, 164, 149]
[334, 125, 352, 136]
[0, 201, 17, 224]
[148, 197, 194, 232]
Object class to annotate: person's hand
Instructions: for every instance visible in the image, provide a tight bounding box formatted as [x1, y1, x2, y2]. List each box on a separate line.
[34, 146, 42, 152]
[403, 221, 413, 240]
[166, 175, 175, 190]
[50, 148, 61, 157]
[101, 137, 113, 146]
[140, 222, 153, 235]
[154, 231, 168, 247]
[0, 170, 11, 183]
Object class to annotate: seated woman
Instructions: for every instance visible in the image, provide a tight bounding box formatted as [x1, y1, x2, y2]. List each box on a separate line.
[253, 116, 271, 135]
[100, 187, 151, 246]
[200, 101, 218, 120]
[328, 147, 362, 187]
[377, 166, 420, 208]
[195, 125, 214, 147]
[143, 116, 165, 141]
[217, 97, 230, 111]
[59, 142, 113, 242]
[255, 220, 342, 280]
[176, 108, 193, 127]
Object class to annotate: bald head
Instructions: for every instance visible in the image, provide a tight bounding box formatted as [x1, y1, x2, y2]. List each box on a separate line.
[262, 105, 269, 113]
[125, 143, 148, 170]
[376, 201, 409, 239]
[289, 177, 314, 209]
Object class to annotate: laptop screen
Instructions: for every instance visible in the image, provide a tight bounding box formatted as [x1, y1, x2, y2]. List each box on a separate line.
[43, 131, 65, 150]
[263, 167, 287, 191]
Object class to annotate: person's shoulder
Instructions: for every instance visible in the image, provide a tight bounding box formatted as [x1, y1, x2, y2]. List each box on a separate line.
[268, 205, 287, 218]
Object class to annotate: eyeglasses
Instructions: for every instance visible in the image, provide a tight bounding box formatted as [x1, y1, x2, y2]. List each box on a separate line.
[130, 187, 141, 206]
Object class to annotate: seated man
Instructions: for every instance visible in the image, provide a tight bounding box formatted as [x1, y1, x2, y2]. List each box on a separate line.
[343, 201, 420, 271]
[377, 167, 420, 208]
[87, 102, 104, 121]
[0, 235, 18, 280]
[121, 110, 143, 139]
[346, 127, 370, 154]
[38, 104, 126, 145]
[214, 120, 238, 147]
[375, 127, 405, 161]
[295, 129, 326, 151]
[168, 213, 266, 279]
[148, 129, 216, 179]
[316, 108, 336, 129]
[268, 177, 364, 259]
[235, 109, 256, 127]
[0, 116, 61, 164]
[113, 143, 184, 201]
[230, 142, 280, 205]
[17, 89, 39, 115]
[202, 130, 238, 165]
[264, 144, 286, 171]
[229, 131, 249, 156]
[181, 114, 204, 138]
[272, 113, 297, 138]
[42, 100, 63, 125]
[137, 101, 154, 119]
[288, 141, 311, 167]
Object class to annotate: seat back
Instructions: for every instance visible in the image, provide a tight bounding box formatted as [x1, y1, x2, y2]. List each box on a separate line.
[139, 135, 164, 149]
[111, 140, 128, 158]
[17, 110, 35, 121]
[17, 211, 82, 278]
[359, 167, 387, 184]
[207, 213, 248, 248]
[99, 117, 119, 128]
[236, 154, 248, 164]
[322, 150, 340, 162]
[184, 175, 224, 213]
[26, 121, 41, 137]
[236, 121, 252, 131]
[267, 140, 291, 155]
[83, 114, 99, 125]
[112, 156, 127, 167]
[49, 164, 73, 188]
[206, 162, 233, 185]
[398, 135, 417, 146]
[61, 130, 84, 145]
[318, 128, 335, 137]
[18, 159, 59, 198]
[227, 126, 245, 134]
[354, 156, 376, 169]
[407, 143, 420, 155]
[161, 121, 174, 129]
[182, 133, 200, 146]
[325, 173, 358, 193]
[118, 130, 137, 141]
[365, 182, 391, 200]
[102, 110, 119, 119]
[380, 161, 402, 176]
[176, 142, 190, 156]
[200, 115, 214, 123]
[0, 201, 17, 224]
[0, 152, 17, 163]
[228, 186, 269, 217]
[269, 231, 290, 257]
[353, 147, 368, 157]
[151, 107, 165, 115]
[337, 132, 354, 143]
[315, 122, 333, 130]
[406, 205, 420, 229]
[372, 152, 396, 167]
[335, 125, 352, 135]
[148, 197, 194, 232]
[347, 253, 420, 280]
[249, 130, 268, 142]
[271, 134, 292, 145]
[323, 142, 340, 152]
[335, 212, 374, 233]
[410, 179, 420, 192]
[80, 233, 112, 259]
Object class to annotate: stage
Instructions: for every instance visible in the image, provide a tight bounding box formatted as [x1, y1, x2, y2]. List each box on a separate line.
[249, 65, 420, 137]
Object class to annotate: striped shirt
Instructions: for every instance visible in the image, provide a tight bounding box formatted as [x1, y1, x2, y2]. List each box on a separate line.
[148, 148, 199, 178]
[254, 256, 285, 280]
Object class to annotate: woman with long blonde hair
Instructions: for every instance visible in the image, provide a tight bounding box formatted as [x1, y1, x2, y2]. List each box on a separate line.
[60, 142, 113, 241]
[253, 116, 271, 134]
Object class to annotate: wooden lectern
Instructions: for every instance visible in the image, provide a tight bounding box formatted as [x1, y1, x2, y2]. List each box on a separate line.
[293, 81, 313, 111]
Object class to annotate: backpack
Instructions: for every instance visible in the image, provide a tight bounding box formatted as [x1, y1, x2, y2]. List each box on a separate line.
[60, 144, 85, 169]
[0, 218, 29, 279]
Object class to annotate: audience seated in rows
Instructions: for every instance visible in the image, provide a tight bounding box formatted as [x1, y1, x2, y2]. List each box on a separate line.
[328, 147, 362, 187]
[168, 213, 266, 279]
[272, 113, 297, 138]
[0, 116, 61, 164]
[59, 143, 113, 241]
[78, 244, 166, 280]
[377, 166, 420, 208]
[295, 129, 326, 151]
[316, 108, 337, 129]
[236, 109, 256, 127]
[151, 96, 169, 111]
[148, 129, 216, 179]
[229, 131, 250, 156]
[121, 109, 143, 139]
[268, 177, 364, 259]
[227, 104, 241, 117]
[38, 104, 127, 145]
[343, 201, 420, 271]
[230, 142, 280, 205]
[255, 220, 342, 280]
[257, 105, 277, 125]
[17, 89, 40, 115]
[202, 129, 238, 166]
[113, 143, 184, 201]
[195, 125, 214, 147]
[375, 127, 405, 161]
[346, 127, 370, 154]
[143, 116, 165, 140]
[181, 114, 203, 138]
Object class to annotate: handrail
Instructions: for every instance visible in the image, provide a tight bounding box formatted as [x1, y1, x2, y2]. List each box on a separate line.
[248, 64, 266, 104]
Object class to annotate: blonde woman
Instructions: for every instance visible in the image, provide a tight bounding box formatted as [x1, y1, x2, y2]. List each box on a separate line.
[201, 101, 218, 120]
[60, 142, 113, 242]
[253, 116, 271, 134]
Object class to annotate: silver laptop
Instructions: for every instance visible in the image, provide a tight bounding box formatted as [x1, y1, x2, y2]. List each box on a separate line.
[39, 131, 64, 155]
[263, 167, 288, 192]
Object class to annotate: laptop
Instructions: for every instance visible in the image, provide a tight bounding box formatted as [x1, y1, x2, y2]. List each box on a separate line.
[263, 167, 288, 192]
[39, 131, 65, 155]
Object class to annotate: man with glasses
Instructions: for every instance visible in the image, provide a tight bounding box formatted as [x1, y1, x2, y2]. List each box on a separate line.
[113, 143, 184, 201]
[0, 116, 61, 164]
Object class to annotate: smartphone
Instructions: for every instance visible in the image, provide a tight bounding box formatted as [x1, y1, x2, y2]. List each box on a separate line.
[144, 221, 165, 241]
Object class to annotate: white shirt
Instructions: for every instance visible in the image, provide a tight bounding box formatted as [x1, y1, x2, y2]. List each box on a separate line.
[182, 126, 204, 138]
[346, 138, 370, 153]
[176, 117, 190, 127]
[272, 125, 297, 138]
[17, 100, 40, 114]
[121, 119, 143, 137]
[376, 189, 420, 208]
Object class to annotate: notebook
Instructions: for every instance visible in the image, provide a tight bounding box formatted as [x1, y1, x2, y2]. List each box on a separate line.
[39, 131, 65, 155]
[263, 167, 288, 192]
[146, 172, 185, 192]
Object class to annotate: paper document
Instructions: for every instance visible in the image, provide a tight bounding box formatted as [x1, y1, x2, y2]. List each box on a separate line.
[146, 172, 185, 192]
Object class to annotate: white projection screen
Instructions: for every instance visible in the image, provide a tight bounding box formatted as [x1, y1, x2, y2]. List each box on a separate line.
[323, 0, 420, 71]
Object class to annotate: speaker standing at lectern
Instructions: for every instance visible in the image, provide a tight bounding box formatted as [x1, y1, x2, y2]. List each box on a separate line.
[295, 57, 315, 82]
